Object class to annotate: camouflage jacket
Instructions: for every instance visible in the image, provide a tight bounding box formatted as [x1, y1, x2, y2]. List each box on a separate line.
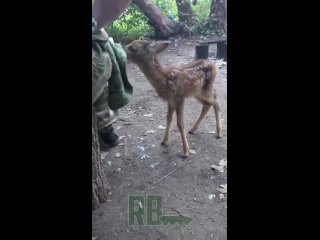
[92, 29, 133, 110]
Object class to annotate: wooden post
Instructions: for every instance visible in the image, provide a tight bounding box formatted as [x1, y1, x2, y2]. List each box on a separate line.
[217, 42, 227, 61]
[195, 45, 209, 60]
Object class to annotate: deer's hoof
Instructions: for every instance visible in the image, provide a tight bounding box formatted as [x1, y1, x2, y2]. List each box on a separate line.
[161, 141, 167, 146]
[188, 130, 195, 135]
[181, 154, 189, 159]
[216, 135, 222, 139]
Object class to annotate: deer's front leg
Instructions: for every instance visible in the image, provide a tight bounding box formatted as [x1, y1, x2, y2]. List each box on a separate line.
[161, 104, 175, 145]
[176, 101, 189, 158]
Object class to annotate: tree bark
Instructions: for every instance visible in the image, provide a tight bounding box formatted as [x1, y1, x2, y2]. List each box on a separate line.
[209, 0, 227, 34]
[133, 0, 188, 39]
[175, 0, 196, 27]
[92, 108, 110, 210]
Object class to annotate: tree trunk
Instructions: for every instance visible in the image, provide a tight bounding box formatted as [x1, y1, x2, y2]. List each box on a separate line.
[92, 108, 110, 210]
[209, 0, 227, 34]
[175, 0, 196, 27]
[133, 0, 188, 39]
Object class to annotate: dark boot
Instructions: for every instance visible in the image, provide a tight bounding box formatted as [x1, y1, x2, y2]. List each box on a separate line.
[99, 125, 120, 151]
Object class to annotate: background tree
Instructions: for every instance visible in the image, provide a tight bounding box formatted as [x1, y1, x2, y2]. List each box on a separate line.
[175, 0, 196, 27]
[133, 0, 187, 38]
[209, 0, 227, 34]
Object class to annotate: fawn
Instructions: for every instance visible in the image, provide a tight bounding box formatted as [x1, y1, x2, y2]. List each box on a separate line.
[125, 39, 222, 158]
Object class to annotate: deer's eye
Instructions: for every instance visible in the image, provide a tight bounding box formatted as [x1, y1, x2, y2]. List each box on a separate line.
[128, 46, 136, 53]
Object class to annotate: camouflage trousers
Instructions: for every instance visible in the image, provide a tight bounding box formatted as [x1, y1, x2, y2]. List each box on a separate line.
[93, 85, 118, 132]
[92, 43, 117, 132]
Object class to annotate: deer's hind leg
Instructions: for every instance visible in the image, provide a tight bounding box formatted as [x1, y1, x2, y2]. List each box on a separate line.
[212, 93, 223, 138]
[189, 99, 211, 134]
[192, 93, 223, 139]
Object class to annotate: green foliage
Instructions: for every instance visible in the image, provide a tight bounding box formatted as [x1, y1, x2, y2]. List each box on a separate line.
[155, 0, 178, 21]
[105, 0, 219, 43]
[106, 4, 153, 44]
[190, 0, 219, 36]
[192, 0, 211, 23]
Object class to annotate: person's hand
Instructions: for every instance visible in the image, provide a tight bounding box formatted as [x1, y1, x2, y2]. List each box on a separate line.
[100, 28, 108, 38]
[93, 0, 132, 28]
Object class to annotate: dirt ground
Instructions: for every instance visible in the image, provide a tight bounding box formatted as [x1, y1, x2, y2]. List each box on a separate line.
[92, 37, 227, 240]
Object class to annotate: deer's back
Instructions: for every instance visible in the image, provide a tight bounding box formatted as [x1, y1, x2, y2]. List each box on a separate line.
[161, 60, 218, 99]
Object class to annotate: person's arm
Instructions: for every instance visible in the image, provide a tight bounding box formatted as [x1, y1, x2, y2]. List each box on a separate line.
[93, 0, 132, 29]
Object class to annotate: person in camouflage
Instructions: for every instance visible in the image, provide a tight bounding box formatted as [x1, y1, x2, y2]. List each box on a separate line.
[92, 0, 132, 150]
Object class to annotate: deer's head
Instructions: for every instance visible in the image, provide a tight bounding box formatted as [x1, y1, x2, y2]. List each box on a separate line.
[125, 38, 170, 65]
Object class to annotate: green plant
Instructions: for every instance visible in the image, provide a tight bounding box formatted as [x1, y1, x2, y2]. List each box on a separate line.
[106, 4, 153, 44]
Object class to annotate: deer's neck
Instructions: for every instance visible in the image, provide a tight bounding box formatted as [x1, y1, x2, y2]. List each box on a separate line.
[136, 56, 167, 89]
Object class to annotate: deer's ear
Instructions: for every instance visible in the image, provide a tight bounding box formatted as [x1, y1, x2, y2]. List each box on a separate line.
[154, 42, 170, 53]
[139, 36, 151, 41]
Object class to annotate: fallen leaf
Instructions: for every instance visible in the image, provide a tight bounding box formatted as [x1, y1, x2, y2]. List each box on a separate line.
[116, 168, 121, 172]
[219, 193, 225, 199]
[139, 201, 143, 209]
[101, 152, 108, 160]
[146, 130, 155, 134]
[211, 165, 224, 173]
[107, 161, 112, 166]
[210, 131, 215, 134]
[219, 159, 227, 167]
[141, 154, 151, 160]
[152, 144, 155, 147]
[119, 135, 126, 140]
[150, 162, 159, 169]
[158, 125, 166, 130]
[144, 113, 153, 117]
[137, 146, 145, 151]
[115, 153, 121, 158]
[218, 183, 227, 194]
[220, 183, 227, 189]
[189, 149, 196, 154]
[208, 194, 215, 200]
